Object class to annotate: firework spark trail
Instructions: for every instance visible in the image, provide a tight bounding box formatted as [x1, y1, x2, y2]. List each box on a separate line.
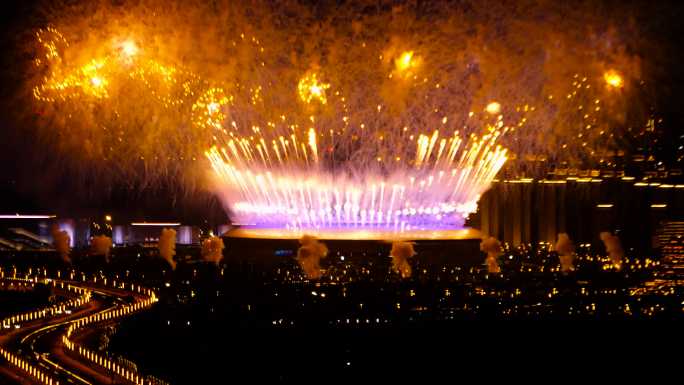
[203, 80, 515, 232]
[206, 124, 509, 231]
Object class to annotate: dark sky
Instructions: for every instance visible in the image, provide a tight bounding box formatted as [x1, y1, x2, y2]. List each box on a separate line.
[0, 0, 683, 224]
[0, 0, 228, 223]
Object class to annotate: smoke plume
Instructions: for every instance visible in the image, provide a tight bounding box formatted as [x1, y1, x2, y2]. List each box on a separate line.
[91, 235, 113, 262]
[480, 236, 502, 274]
[555, 233, 575, 273]
[158, 228, 177, 270]
[51, 225, 71, 264]
[201, 236, 225, 265]
[600, 232, 624, 269]
[296, 235, 328, 280]
[390, 241, 416, 278]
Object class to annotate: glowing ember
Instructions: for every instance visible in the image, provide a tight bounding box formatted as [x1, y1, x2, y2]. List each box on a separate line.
[298, 73, 330, 104]
[603, 70, 623, 88]
[395, 51, 414, 72]
[90, 76, 104, 87]
[485, 101, 501, 115]
[119, 40, 139, 58]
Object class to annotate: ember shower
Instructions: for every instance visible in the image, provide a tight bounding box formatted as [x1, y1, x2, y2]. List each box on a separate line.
[25, 0, 648, 233]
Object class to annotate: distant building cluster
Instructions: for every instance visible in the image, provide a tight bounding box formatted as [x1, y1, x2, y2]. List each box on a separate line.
[135, 244, 684, 322]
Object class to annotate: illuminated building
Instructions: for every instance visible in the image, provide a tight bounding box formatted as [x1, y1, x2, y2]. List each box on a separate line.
[476, 177, 684, 253]
[111, 222, 199, 246]
[656, 221, 684, 256]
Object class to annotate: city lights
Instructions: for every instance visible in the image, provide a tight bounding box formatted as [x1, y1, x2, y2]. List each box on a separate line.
[1, 6, 682, 377]
[130, 222, 181, 226]
[0, 214, 56, 219]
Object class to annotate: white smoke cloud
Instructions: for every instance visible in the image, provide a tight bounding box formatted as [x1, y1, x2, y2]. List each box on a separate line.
[91, 235, 113, 262]
[296, 235, 328, 280]
[480, 236, 502, 274]
[390, 241, 416, 278]
[555, 233, 575, 273]
[158, 228, 177, 270]
[51, 225, 71, 264]
[201, 236, 225, 265]
[600, 232, 624, 269]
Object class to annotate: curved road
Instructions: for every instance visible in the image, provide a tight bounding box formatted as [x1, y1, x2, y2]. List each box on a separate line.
[0, 276, 158, 385]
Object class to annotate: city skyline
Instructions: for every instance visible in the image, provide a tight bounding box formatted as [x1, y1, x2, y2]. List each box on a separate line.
[1, 1, 683, 383]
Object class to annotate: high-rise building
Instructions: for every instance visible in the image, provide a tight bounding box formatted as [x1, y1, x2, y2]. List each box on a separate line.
[656, 221, 684, 256]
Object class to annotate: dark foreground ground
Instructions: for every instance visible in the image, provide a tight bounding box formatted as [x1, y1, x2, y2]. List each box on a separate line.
[3, 245, 684, 383]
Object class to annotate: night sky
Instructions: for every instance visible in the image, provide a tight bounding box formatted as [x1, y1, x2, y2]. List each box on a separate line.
[0, 0, 683, 225]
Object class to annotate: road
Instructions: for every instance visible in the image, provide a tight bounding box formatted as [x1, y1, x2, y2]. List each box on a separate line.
[0, 277, 157, 385]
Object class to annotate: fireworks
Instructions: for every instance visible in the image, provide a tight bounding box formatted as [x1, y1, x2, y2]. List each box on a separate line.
[394, 51, 419, 76]
[485, 101, 502, 115]
[298, 73, 330, 105]
[603, 70, 624, 89]
[23, 0, 653, 233]
[206, 123, 509, 231]
[31, 20, 517, 233]
[118, 40, 139, 59]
